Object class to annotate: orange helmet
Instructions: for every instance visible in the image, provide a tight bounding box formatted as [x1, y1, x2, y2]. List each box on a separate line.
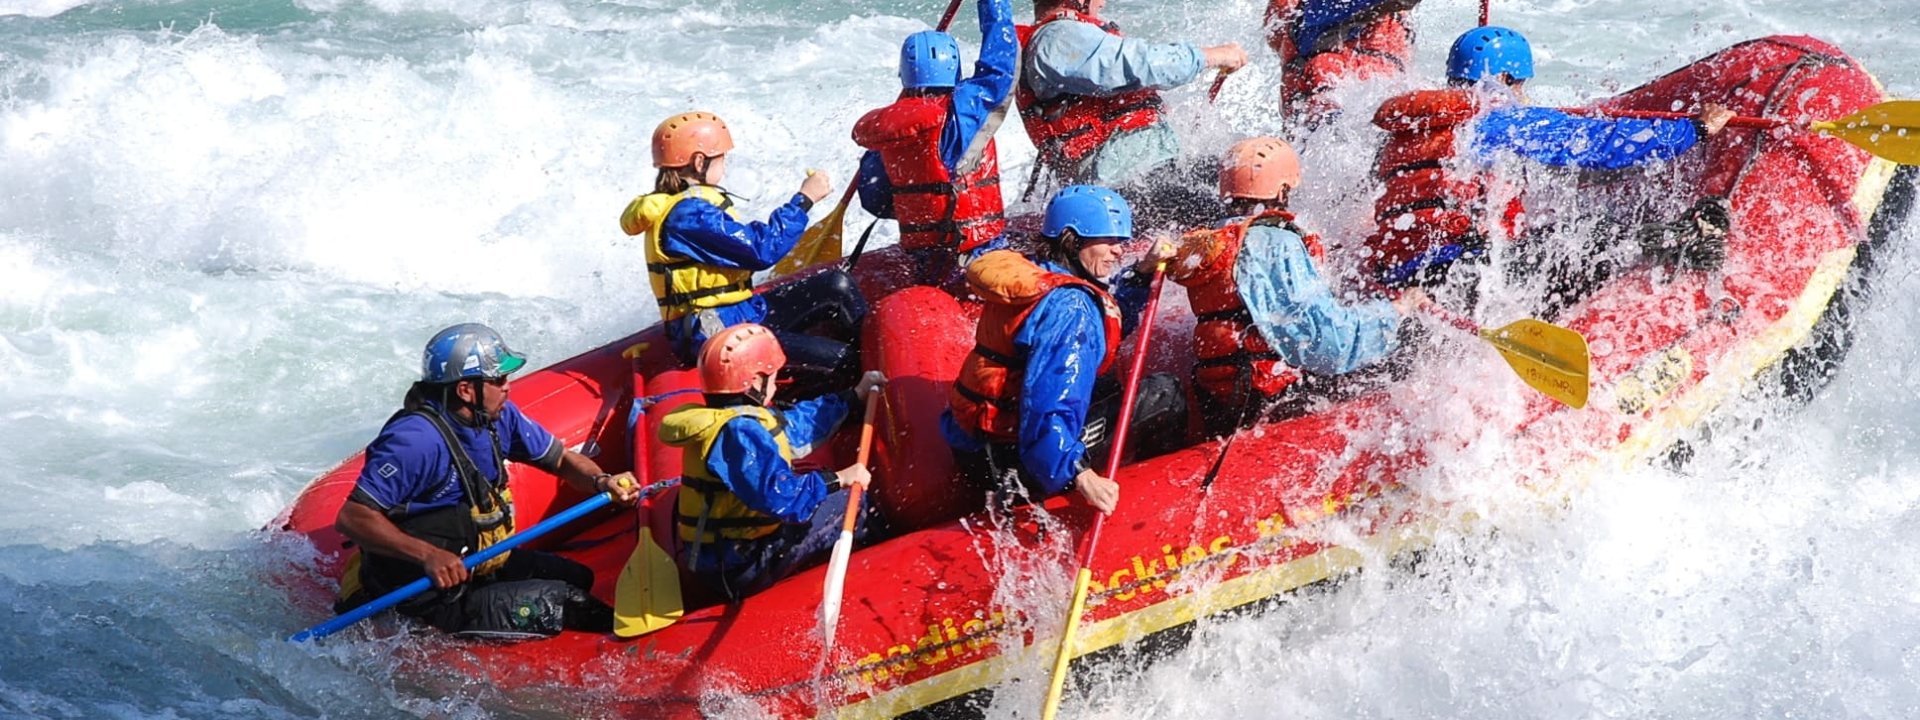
[1219, 137, 1303, 201]
[651, 111, 734, 169]
[698, 323, 786, 394]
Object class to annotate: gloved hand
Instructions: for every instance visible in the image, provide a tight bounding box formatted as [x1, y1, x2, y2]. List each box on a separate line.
[1638, 196, 1730, 271]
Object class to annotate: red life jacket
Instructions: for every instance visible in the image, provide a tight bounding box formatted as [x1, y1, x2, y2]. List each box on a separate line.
[851, 93, 1006, 254]
[949, 250, 1123, 443]
[1271, 7, 1413, 120]
[1014, 10, 1165, 170]
[1171, 210, 1325, 402]
[1366, 87, 1524, 287]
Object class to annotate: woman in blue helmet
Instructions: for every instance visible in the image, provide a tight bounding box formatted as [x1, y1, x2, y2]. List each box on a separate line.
[333, 323, 640, 639]
[942, 185, 1186, 514]
[1366, 26, 1735, 303]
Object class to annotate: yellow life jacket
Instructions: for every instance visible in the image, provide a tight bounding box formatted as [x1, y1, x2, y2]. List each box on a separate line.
[620, 185, 756, 322]
[658, 403, 793, 544]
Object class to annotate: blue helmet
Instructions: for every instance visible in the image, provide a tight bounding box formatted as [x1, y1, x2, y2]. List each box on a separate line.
[1446, 26, 1533, 83]
[1042, 185, 1133, 241]
[421, 323, 527, 384]
[899, 31, 961, 90]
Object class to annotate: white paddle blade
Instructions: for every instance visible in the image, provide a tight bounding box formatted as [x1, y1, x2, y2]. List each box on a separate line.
[818, 531, 855, 648]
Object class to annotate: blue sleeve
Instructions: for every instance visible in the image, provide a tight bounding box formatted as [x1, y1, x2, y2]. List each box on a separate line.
[857, 151, 895, 219]
[352, 419, 443, 511]
[1013, 288, 1108, 494]
[941, 0, 1018, 170]
[1023, 20, 1205, 100]
[495, 402, 562, 467]
[1472, 106, 1700, 171]
[705, 417, 832, 524]
[1108, 267, 1153, 337]
[1235, 226, 1401, 375]
[778, 392, 852, 456]
[658, 194, 814, 270]
[1292, 0, 1400, 54]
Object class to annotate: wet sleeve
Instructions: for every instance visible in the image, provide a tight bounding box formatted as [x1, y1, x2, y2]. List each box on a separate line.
[943, 0, 1019, 169]
[497, 402, 563, 471]
[857, 151, 896, 219]
[705, 417, 832, 524]
[1109, 265, 1154, 337]
[658, 194, 815, 270]
[1024, 21, 1205, 99]
[1013, 289, 1109, 494]
[1472, 106, 1699, 171]
[351, 421, 442, 511]
[778, 392, 852, 457]
[1235, 226, 1401, 375]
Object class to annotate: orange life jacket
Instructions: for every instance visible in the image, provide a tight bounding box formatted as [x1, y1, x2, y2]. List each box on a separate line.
[1367, 87, 1524, 287]
[1171, 211, 1325, 402]
[851, 93, 1006, 254]
[948, 250, 1123, 443]
[1014, 10, 1165, 171]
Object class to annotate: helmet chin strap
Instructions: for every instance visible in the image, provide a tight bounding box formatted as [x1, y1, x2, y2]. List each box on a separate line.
[444, 378, 494, 428]
[1052, 234, 1110, 287]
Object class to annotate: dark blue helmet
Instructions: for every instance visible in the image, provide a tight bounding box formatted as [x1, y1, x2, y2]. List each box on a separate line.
[1446, 26, 1533, 83]
[900, 31, 961, 90]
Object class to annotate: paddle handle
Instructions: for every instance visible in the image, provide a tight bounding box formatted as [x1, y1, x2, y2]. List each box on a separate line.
[1041, 261, 1169, 719]
[1558, 107, 1789, 130]
[1419, 300, 1482, 336]
[1208, 69, 1233, 104]
[289, 491, 616, 643]
[935, 0, 964, 31]
[840, 391, 880, 534]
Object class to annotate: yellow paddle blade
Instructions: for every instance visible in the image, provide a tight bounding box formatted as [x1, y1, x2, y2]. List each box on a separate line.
[613, 530, 683, 638]
[1478, 318, 1591, 409]
[770, 190, 852, 278]
[1812, 100, 1920, 165]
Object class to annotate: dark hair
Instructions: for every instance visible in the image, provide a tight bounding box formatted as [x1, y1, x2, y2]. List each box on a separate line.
[654, 165, 702, 195]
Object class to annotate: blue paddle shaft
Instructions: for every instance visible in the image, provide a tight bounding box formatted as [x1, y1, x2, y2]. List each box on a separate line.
[288, 491, 615, 643]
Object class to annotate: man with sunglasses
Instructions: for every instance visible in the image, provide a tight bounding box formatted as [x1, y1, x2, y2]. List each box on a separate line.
[332, 323, 639, 640]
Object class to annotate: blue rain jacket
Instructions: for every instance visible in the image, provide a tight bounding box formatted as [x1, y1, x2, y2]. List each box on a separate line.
[1235, 223, 1401, 376]
[943, 257, 1151, 495]
[858, 0, 1019, 219]
[699, 392, 852, 525]
[1473, 106, 1700, 171]
[657, 192, 816, 350]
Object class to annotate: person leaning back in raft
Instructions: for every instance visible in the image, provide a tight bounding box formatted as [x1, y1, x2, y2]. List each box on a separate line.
[853, 0, 1018, 290]
[620, 112, 870, 398]
[1015, 0, 1248, 231]
[332, 323, 640, 640]
[942, 186, 1187, 515]
[660, 323, 887, 601]
[1170, 137, 1426, 437]
[1366, 26, 1737, 311]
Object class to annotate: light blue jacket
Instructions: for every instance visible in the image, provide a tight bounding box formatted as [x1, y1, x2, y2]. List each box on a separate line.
[1022, 18, 1204, 184]
[1236, 223, 1401, 375]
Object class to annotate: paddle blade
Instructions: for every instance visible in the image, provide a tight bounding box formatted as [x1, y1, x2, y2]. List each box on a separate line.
[1816, 100, 1920, 165]
[771, 191, 851, 278]
[613, 530, 683, 638]
[1479, 318, 1591, 409]
[818, 531, 854, 649]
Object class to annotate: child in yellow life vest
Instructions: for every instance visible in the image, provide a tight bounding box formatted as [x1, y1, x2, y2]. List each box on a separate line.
[1171, 137, 1424, 436]
[658, 324, 886, 601]
[621, 112, 870, 398]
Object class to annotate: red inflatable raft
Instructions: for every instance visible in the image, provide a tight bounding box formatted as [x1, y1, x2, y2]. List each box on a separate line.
[272, 36, 1911, 718]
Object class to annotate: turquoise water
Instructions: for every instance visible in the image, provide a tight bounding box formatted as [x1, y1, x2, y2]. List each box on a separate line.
[1, 0, 1917, 717]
